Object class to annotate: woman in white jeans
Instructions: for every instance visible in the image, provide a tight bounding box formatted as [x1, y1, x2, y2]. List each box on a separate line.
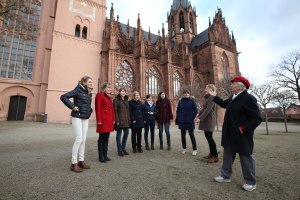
[60, 76, 93, 173]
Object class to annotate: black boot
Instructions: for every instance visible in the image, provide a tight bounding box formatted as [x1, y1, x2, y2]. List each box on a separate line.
[145, 144, 150, 151]
[104, 136, 111, 161]
[98, 138, 106, 163]
[151, 144, 155, 150]
[167, 134, 171, 151]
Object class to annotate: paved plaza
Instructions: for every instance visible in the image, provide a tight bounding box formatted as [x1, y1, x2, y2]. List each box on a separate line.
[0, 121, 299, 200]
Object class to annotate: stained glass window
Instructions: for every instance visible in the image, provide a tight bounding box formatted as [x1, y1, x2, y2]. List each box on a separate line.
[173, 72, 181, 97]
[0, 0, 41, 80]
[115, 61, 135, 92]
[146, 66, 161, 95]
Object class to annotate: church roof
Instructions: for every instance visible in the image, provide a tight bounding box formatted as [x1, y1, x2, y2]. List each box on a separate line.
[120, 23, 159, 44]
[172, 0, 190, 10]
[189, 28, 209, 50]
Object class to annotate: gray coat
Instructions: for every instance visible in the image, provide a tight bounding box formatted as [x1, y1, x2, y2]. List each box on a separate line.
[198, 95, 216, 132]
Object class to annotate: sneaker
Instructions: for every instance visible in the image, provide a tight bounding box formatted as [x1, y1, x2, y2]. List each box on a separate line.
[242, 184, 256, 191]
[192, 150, 197, 156]
[214, 176, 231, 183]
[182, 149, 186, 154]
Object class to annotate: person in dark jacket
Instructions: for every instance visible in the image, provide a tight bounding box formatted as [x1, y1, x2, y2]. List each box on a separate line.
[95, 82, 115, 163]
[60, 76, 93, 173]
[129, 91, 145, 153]
[197, 84, 218, 163]
[176, 90, 198, 156]
[113, 88, 131, 156]
[156, 92, 173, 150]
[142, 94, 158, 150]
[210, 76, 262, 192]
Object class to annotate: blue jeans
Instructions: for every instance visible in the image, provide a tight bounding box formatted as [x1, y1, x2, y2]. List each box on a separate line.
[144, 119, 155, 146]
[158, 123, 170, 148]
[116, 128, 129, 152]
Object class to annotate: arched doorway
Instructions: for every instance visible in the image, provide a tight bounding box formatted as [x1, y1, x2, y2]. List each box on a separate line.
[7, 96, 27, 120]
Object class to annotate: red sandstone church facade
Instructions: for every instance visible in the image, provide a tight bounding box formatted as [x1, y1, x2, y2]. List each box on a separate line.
[0, 0, 240, 123]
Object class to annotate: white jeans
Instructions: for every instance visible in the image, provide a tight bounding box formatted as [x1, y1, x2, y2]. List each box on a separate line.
[71, 117, 89, 164]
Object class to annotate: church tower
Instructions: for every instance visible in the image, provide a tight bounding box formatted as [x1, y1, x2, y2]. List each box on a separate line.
[167, 0, 197, 44]
[44, 0, 106, 123]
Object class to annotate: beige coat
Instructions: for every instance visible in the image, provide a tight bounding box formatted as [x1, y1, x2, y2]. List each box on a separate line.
[198, 95, 216, 132]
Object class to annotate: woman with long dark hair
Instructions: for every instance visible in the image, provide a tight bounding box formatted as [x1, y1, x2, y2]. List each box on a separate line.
[156, 92, 173, 150]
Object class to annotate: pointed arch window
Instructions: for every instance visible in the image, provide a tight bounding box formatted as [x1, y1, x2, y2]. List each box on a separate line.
[171, 16, 175, 36]
[193, 55, 198, 69]
[146, 66, 161, 94]
[173, 72, 182, 97]
[115, 61, 135, 92]
[189, 13, 194, 33]
[75, 24, 80, 37]
[221, 52, 230, 79]
[179, 11, 185, 31]
[82, 26, 87, 39]
[192, 76, 202, 98]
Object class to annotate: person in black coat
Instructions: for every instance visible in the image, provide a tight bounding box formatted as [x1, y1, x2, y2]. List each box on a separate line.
[142, 94, 158, 150]
[176, 90, 198, 156]
[129, 91, 145, 153]
[210, 76, 262, 192]
[60, 76, 93, 173]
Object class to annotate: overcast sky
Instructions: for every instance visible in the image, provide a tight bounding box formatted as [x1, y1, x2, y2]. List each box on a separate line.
[106, 0, 300, 84]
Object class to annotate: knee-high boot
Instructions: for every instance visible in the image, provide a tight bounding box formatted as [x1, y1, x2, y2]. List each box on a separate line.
[98, 136, 106, 163]
[104, 134, 111, 161]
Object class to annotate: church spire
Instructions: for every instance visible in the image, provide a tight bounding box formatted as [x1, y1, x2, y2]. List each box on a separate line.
[110, 3, 114, 22]
[126, 19, 130, 39]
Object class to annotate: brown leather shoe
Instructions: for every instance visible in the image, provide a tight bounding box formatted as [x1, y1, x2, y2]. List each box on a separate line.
[207, 157, 219, 163]
[203, 154, 213, 159]
[70, 163, 83, 172]
[78, 161, 90, 169]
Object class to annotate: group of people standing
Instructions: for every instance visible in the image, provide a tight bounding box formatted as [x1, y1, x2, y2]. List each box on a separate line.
[61, 75, 262, 192]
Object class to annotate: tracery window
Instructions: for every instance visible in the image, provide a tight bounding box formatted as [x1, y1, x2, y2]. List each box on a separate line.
[0, 0, 41, 80]
[146, 66, 161, 95]
[115, 60, 135, 92]
[173, 72, 181, 97]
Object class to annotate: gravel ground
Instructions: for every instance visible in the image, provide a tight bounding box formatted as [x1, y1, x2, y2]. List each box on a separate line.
[0, 121, 299, 200]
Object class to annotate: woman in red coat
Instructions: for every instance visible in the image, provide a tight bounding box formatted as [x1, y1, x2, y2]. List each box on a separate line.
[95, 82, 115, 163]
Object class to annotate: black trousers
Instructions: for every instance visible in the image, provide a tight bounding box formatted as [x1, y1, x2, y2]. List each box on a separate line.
[131, 128, 142, 150]
[181, 129, 197, 150]
[204, 131, 218, 157]
[98, 133, 110, 161]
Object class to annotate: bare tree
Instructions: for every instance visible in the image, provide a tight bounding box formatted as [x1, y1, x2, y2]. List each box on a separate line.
[272, 90, 295, 133]
[215, 76, 233, 99]
[0, 0, 39, 44]
[214, 76, 233, 131]
[270, 50, 300, 102]
[250, 82, 277, 135]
